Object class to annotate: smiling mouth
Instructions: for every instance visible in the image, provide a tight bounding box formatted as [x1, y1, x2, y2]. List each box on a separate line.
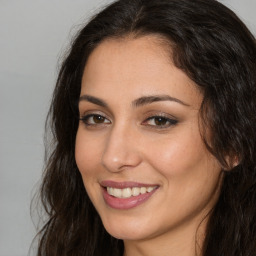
[106, 186, 158, 199]
[100, 181, 159, 209]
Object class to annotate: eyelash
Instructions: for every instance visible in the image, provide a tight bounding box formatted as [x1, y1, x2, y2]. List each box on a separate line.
[79, 114, 110, 126]
[79, 113, 178, 129]
[143, 115, 178, 128]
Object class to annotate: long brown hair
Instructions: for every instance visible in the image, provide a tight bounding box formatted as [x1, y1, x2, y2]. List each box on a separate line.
[35, 0, 256, 255]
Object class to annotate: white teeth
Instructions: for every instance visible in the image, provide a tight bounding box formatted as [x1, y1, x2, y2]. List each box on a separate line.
[113, 188, 122, 198]
[132, 187, 140, 196]
[147, 187, 154, 192]
[122, 188, 132, 198]
[140, 187, 147, 194]
[107, 187, 114, 196]
[106, 186, 156, 198]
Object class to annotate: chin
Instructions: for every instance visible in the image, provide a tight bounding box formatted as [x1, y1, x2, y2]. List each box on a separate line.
[101, 215, 152, 241]
[106, 228, 148, 241]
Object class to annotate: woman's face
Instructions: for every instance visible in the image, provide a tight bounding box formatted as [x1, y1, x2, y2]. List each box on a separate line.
[75, 36, 222, 242]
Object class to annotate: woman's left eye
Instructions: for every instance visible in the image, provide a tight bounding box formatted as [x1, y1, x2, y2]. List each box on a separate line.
[143, 116, 178, 128]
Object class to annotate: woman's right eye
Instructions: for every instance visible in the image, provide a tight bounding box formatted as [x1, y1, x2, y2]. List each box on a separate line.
[80, 114, 111, 126]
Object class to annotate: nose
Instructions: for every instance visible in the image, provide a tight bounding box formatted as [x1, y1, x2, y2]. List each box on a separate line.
[101, 125, 142, 172]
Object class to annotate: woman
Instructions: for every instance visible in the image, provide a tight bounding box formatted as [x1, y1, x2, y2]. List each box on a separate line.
[37, 0, 256, 255]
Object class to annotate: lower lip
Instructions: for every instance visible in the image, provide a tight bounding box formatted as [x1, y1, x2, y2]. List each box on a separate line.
[102, 187, 158, 210]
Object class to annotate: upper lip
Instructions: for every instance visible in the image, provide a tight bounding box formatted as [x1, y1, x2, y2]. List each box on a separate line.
[100, 180, 159, 189]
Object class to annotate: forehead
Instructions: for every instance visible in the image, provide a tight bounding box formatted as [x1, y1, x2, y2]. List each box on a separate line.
[83, 35, 171, 79]
[81, 35, 202, 109]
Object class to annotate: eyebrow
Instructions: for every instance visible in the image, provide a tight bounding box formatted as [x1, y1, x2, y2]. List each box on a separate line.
[78, 94, 189, 108]
[132, 95, 190, 107]
[79, 95, 108, 108]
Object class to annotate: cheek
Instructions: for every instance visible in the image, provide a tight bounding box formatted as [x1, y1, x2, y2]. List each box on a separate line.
[146, 132, 222, 221]
[75, 128, 104, 205]
[75, 127, 102, 178]
[145, 128, 206, 177]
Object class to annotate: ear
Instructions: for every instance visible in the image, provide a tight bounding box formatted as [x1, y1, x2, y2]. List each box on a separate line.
[224, 153, 240, 171]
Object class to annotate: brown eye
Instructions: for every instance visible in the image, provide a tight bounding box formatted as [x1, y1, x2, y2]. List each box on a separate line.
[80, 114, 111, 126]
[93, 115, 105, 123]
[154, 117, 168, 126]
[143, 116, 178, 128]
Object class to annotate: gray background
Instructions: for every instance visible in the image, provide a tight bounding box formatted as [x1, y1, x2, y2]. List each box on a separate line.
[0, 1, 255, 256]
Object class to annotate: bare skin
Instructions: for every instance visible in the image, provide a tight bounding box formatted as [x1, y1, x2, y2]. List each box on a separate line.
[75, 35, 223, 256]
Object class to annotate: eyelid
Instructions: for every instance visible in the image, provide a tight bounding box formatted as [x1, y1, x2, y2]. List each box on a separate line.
[79, 113, 110, 121]
[79, 109, 109, 119]
[79, 112, 111, 126]
[79, 110, 178, 129]
[142, 113, 178, 128]
[143, 111, 177, 121]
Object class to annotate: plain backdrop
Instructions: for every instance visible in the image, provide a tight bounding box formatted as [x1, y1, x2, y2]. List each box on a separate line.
[0, 1, 255, 256]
